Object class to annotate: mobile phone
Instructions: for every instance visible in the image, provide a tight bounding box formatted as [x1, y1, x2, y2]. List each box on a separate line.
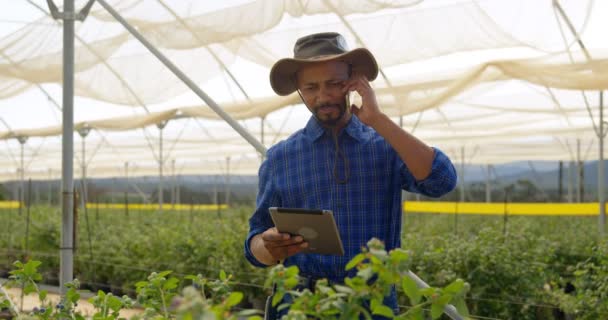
[347, 91, 362, 109]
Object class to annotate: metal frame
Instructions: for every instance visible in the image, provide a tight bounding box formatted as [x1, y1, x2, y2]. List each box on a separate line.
[553, 0, 606, 236]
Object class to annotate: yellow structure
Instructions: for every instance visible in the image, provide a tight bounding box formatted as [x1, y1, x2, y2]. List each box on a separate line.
[404, 201, 605, 216]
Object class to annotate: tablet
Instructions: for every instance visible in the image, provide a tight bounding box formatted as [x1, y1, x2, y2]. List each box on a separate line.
[269, 207, 344, 256]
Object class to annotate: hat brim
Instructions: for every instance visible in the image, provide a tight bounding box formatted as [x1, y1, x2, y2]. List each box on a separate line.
[269, 48, 379, 96]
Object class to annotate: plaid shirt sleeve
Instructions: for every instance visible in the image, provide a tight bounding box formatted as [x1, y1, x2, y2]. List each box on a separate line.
[400, 147, 457, 197]
[244, 152, 281, 268]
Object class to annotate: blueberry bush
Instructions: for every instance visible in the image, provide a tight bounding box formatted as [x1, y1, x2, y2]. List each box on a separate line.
[1, 206, 606, 318]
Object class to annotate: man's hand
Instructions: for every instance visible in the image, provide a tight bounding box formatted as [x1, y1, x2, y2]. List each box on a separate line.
[251, 227, 308, 265]
[343, 74, 382, 127]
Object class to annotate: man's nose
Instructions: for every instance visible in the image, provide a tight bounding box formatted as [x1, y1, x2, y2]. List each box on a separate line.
[318, 86, 333, 104]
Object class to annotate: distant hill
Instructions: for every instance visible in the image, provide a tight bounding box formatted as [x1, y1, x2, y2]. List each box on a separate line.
[462, 160, 607, 191]
[1, 160, 606, 203]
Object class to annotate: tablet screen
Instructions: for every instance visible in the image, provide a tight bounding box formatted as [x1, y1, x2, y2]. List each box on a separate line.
[269, 207, 344, 256]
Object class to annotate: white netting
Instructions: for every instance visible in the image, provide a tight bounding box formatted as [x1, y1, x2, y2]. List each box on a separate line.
[0, 0, 605, 181]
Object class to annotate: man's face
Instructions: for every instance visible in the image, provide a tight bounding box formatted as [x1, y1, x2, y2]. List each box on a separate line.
[296, 61, 350, 127]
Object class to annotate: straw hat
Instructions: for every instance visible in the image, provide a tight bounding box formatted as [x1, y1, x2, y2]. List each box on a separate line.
[269, 32, 378, 96]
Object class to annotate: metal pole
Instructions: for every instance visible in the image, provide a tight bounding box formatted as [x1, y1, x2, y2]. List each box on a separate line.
[260, 116, 265, 146]
[176, 175, 180, 205]
[406, 271, 465, 320]
[599, 91, 605, 237]
[96, 0, 266, 156]
[558, 160, 564, 202]
[60, 0, 75, 294]
[171, 159, 176, 206]
[123, 162, 129, 217]
[17, 136, 27, 215]
[577, 139, 581, 203]
[225, 157, 231, 207]
[78, 127, 90, 206]
[485, 164, 491, 203]
[460, 146, 465, 202]
[157, 122, 166, 212]
[48, 169, 53, 206]
[568, 160, 574, 202]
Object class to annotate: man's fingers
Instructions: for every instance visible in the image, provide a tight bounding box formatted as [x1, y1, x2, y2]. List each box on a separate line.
[261, 228, 290, 241]
[263, 235, 305, 249]
[286, 242, 309, 256]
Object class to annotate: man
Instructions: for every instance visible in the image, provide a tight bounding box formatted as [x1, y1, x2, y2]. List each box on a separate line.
[244, 32, 457, 316]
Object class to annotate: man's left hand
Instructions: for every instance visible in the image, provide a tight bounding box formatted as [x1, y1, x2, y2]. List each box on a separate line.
[343, 75, 382, 127]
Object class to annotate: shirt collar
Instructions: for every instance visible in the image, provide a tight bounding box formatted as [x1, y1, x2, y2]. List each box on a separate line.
[304, 115, 369, 143]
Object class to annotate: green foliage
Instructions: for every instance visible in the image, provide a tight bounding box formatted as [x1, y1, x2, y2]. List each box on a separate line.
[1, 206, 607, 319]
[2, 260, 262, 320]
[267, 238, 469, 320]
[89, 290, 134, 320]
[544, 241, 608, 319]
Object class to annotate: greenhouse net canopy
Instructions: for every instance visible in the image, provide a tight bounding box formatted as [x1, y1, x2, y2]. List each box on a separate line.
[0, 0, 606, 181]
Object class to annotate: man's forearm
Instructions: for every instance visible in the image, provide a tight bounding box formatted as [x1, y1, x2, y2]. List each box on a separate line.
[370, 114, 435, 181]
[250, 234, 277, 266]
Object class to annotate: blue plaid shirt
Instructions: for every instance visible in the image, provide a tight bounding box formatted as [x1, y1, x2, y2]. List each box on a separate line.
[245, 114, 456, 280]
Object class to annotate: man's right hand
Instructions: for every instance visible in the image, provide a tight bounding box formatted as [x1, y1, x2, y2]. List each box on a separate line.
[252, 227, 308, 265]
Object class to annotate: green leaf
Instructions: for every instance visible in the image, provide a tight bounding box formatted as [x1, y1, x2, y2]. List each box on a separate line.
[224, 292, 243, 308]
[333, 285, 355, 294]
[272, 291, 284, 307]
[67, 288, 81, 303]
[163, 277, 179, 291]
[370, 298, 381, 311]
[39, 289, 47, 302]
[431, 302, 444, 319]
[401, 276, 420, 305]
[372, 305, 395, 318]
[284, 277, 299, 289]
[419, 287, 436, 297]
[23, 260, 42, 276]
[346, 253, 366, 270]
[285, 265, 299, 277]
[107, 295, 123, 312]
[444, 279, 464, 295]
[406, 306, 423, 320]
[451, 297, 470, 317]
[357, 267, 374, 281]
[23, 282, 37, 295]
[236, 309, 261, 316]
[0, 300, 10, 310]
[219, 270, 227, 281]
[390, 249, 409, 262]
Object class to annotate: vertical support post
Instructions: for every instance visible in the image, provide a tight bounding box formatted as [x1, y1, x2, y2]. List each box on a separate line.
[460, 146, 465, 203]
[17, 136, 28, 215]
[157, 121, 167, 212]
[577, 139, 582, 203]
[48, 169, 53, 206]
[176, 175, 180, 205]
[558, 161, 564, 202]
[60, 0, 75, 294]
[225, 157, 231, 208]
[171, 159, 176, 206]
[485, 164, 491, 203]
[125, 162, 129, 218]
[568, 160, 574, 203]
[214, 175, 219, 217]
[599, 91, 606, 237]
[77, 127, 90, 205]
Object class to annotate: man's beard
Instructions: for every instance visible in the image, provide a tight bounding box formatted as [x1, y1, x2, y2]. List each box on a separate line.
[313, 102, 346, 127]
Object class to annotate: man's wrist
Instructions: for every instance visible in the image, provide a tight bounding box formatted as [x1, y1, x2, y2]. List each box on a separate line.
[368, 112, 390, 131]
[251, 234, 276, 267]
